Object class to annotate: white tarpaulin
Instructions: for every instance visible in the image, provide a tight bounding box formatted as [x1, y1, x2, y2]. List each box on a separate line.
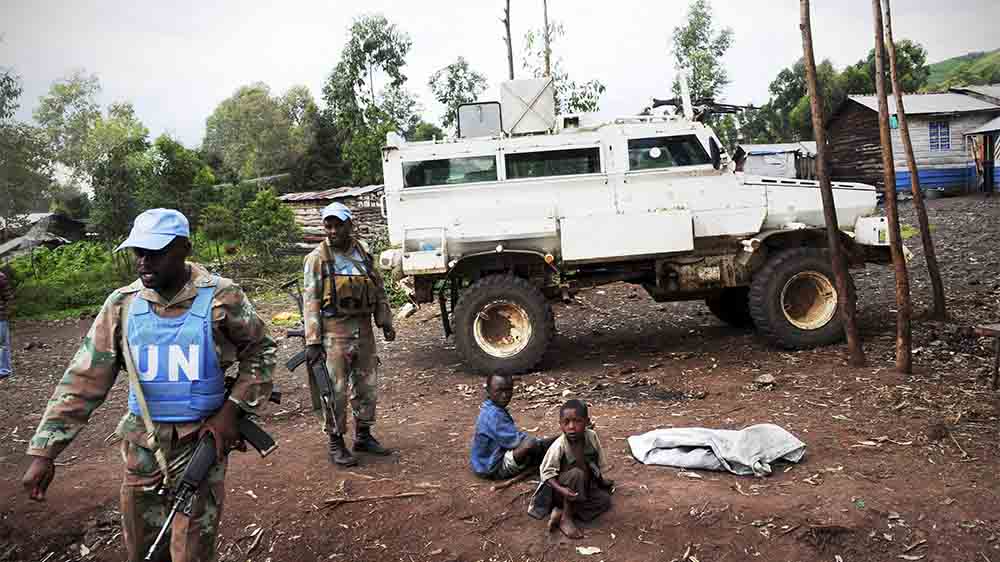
[627, 423, 807, 476]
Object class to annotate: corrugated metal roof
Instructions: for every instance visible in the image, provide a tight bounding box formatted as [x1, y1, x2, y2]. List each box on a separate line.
[966, 115, 1000, 135]
[278, 184, 384, 202]
[954, 84, 1000, 102]
[849, 93, 1000, 115]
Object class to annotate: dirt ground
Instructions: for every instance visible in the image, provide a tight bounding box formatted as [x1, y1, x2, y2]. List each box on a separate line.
[2, 194, 1000, 562]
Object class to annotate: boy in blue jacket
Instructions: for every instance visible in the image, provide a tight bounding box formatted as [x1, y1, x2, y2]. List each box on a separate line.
[470, 374, 554, 479]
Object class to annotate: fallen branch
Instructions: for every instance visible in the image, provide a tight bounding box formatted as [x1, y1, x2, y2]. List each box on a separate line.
[947, 429, 969, 458]
[491, 470, 534, 492]
[246, 528, 265, 556]
[321, 491, 428, 510]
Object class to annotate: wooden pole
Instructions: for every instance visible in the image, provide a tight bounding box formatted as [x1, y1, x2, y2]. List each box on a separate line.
[883, 0, 947, 320]
[799, 0, 866, 367]
[542, 0, 552, 77]
[871, 0, 913, 373]
[503, 0, 515, 80]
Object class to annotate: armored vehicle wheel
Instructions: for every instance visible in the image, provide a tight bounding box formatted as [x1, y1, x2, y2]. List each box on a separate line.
[453, 275, 554, 375]
[705, 287, 754, 328]
[749, 248, 852, 349]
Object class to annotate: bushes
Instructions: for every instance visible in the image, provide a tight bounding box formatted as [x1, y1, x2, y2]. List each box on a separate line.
[239, 187, 300, 262]
[7, 242, 130, 318]
[367, 227, 409, 308]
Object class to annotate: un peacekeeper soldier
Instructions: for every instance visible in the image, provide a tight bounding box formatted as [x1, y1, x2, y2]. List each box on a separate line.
[303, 202, 396, 466]
[21, 209, 276, 562]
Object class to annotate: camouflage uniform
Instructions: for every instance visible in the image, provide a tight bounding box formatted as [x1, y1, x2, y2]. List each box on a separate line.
[303, 238, 391, 436]
[27, 263, 276, 562]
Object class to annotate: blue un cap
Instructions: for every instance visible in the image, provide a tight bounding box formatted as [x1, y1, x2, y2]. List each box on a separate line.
[116, 209, 190, 251]
[321, 202, 352, 222]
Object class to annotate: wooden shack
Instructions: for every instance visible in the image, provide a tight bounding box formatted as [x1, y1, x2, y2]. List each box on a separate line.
[827, 92, 1000, 193]
[278, 185, 386, 248]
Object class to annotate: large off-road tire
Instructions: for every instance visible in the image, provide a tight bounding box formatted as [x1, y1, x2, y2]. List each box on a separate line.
[452, 275, 555, 375]
[705, 287, 754, 328]
[749, 248, 853, 349]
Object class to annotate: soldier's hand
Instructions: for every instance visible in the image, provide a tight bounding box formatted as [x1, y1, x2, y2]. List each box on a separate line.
[382, 325, 396, 342]
[201, 401, 242, 463]
[305, 344, 325, 365]
[22, 456, 55, 501]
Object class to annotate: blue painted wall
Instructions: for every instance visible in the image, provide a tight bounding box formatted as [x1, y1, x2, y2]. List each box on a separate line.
[894, 165, 998, 192]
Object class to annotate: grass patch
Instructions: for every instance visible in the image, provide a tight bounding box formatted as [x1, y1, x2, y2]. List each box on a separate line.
[21, 304, 103, 322]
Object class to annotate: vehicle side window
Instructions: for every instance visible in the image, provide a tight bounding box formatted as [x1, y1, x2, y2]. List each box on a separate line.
[402, 156, 498, 188]
[505, 148, 601, 179]
[628, 135, 711, 171]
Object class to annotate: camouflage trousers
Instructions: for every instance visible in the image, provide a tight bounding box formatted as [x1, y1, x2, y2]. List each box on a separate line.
[119, 435, 227, 562]
[310, 323, 379, 436]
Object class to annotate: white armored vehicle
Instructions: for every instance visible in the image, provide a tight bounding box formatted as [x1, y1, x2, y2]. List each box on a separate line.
[379, 78, 891, 374]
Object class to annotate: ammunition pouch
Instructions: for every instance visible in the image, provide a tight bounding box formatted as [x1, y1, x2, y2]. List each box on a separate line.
[319, 241, 381, 318]
[322, 271, 377, 317]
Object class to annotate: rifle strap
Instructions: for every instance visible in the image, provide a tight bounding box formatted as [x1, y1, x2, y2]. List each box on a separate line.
[120, 296, 173, 488]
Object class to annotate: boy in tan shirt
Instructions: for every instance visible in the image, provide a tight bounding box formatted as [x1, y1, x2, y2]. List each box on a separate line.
[536, 399, 613, 538]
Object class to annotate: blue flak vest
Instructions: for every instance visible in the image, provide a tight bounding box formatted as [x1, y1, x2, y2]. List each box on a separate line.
[127, 284, 226, 422]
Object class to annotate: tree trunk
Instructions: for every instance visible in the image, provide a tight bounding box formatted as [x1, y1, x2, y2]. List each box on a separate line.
[799, 0, 866, 367]
[503, 0, 515, 80]
[542, 0, 552, 77]
[883, 0, 947, 321]
[871, 0, 913, 373]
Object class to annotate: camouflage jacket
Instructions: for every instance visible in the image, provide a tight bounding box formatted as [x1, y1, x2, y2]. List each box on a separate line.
[0, 272, 12, 321]
[27, 263, 276, 459]
[302, 238, 391, 345]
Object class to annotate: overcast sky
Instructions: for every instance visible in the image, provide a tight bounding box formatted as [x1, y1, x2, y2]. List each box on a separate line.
[3, 0, 997, 148]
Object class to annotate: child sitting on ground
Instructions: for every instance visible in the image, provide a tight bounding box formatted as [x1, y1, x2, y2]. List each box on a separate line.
[536, 399, 613, 538]
[470, 373, 555, 480]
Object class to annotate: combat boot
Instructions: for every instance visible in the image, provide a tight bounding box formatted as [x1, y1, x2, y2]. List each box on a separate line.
[328, 434, 358, 466]
[353, 426, 391, 455]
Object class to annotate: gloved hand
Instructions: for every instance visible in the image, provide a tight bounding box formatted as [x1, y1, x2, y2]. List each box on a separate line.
[383, 325, 396, 342]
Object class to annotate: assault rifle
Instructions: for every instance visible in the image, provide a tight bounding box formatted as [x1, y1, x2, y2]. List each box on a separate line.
[145, 390, 280, 561]
[281, 279, 337, 432]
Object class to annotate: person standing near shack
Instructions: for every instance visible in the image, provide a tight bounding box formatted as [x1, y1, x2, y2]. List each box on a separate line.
[0, 270, 13, 378]
[21, 209, 276, 562]
[303, 202, 396, 467]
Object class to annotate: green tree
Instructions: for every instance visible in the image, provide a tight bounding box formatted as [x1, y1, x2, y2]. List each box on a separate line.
[33, 71, 102, 179]
[787, 60, 844, 139]
[1, 67, 22, 121]
[203, 83, 309, 179]
[0, 121, 53, 230]
[343, 110, 398, 185]
[746, 58, 846, 143]
[291, 111, 353, 191]
[428, 57, 488, 131]
[89, 135, 153, 241]
[282, 85, 319, 165]
[322, 14, 412, 126]
[321, 14, 415, 184]
[239, 187, 300, 261]
[843, 39, 930, 94]
[78, 102, 153, 241]
[407, 120, 444, 141]
[201, 203, 238, 263]
[139, 135, 213, 227]
[48, 183, 91, 220]
[522, 23, 606, 113]
[671, 0, 734, 101]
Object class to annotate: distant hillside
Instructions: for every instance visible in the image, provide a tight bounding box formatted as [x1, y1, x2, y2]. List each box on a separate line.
[923, 49, 1000, 91]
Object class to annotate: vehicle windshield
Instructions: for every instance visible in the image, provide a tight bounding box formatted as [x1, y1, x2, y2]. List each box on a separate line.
[628, 135, 711, 171]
